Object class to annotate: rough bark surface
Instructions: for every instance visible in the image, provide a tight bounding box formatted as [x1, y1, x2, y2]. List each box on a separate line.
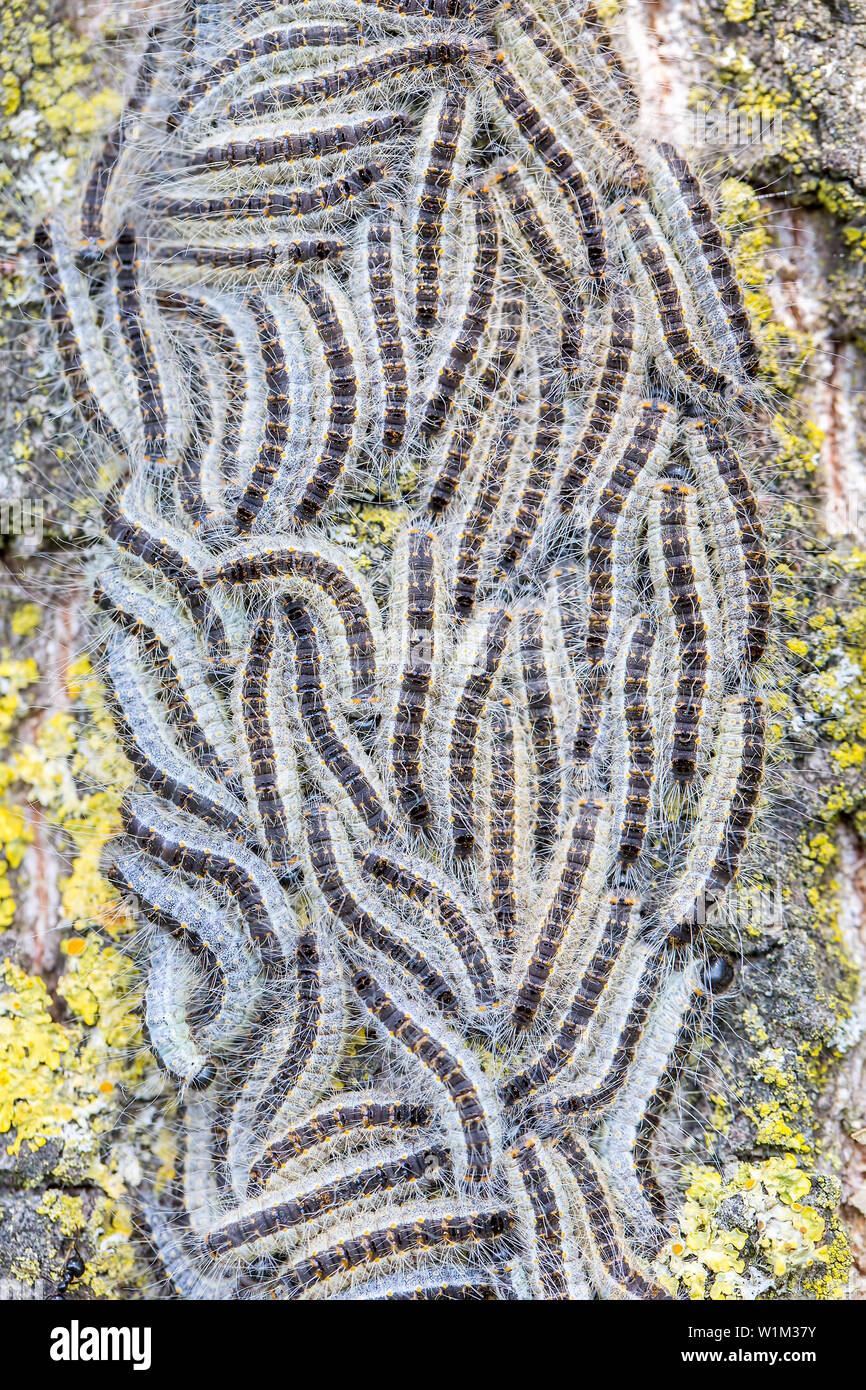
[0, 0, 864, 1299]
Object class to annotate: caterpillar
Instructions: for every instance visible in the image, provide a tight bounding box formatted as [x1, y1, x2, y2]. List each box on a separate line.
[412, 87, 471, 338]
[34, 222, 132, 453]
[304, 804, 459, 1010]
[152, 238, 347, 271]
[685, 417, 770, 667]
[80, 26, 165, 253]
[610, 616, 656, 868]
[167, 22, 366, 128]
[452, 408, 522, 613]
[224, 40, 479, 125]
[205, 534, 382, 704]
[362, 219, 414, 455]
[493, 359, 565, 579]
[426, 294, 524, 513]
[40, 0, 774, 1300]
[616, 199, 747, 409]
[585, 399, 675, 667]
[515, 605, 564, 861]
[234, 614, 302, 880]
[359, 843, 500, 1009]
[382, 528, 440, 826]
[419, 189, 499, 436]
[647, 480, 722, 787]
[485, 167, 583, 371]
[93, 567, 239, 789]
[487, 54, 607, 281]
[284, 601, 392, 834]
[554, 289, 643, 519]
[441, 605, 513, 858]
[646, 143, 759, 380]
[114, 228, 170, 469]
[508, 798, 610, 1033]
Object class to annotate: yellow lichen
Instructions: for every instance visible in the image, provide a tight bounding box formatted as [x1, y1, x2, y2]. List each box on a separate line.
[0, 656, 39, 749]
[657, 1157, 848, 1300]
[11, 603, 42, 637]
[724, 0, 755, 20]
[0, 630, 145, 1213]
[0, 955, 143, 1163]
[57, 933, 139, 1042]
[3, 651, 132, 941]
[0, 961, 71, 1153]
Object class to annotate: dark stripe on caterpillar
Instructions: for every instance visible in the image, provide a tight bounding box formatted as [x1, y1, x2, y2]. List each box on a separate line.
[452, 411, 520, 614]
[557, 1133, 669, 1299]
[518, 607, 562, 861]
[152, 164, 387, 223]
[81, 27, 164, 249]
[414, 88, 468, 335]
[121, 802, 286, 966]
[618, 199, 744, 406]
[653, 143, 759, 378]
[427, 297, 523, 514]
[33, 222, 127, 455]
[366, 220, 411, 453]
[351, 967, 493, 1182]
[512, 1135, 570, 1299]
[152, 239, 345, 270]
[420, 190, 499, 437]
[114, 227, 169, 467]
[271, 1204, 513, 1298]
[103, 634, 246, 841]
[686, 418, 769, 665]
[487, 701, 519, 948]
[585, 400, 670, 666]
[448, 606, 512, 858]
[615, 617, 656, 865]
[207, 1144, 449, 1255]
[556, 290, 638, 516]
[185, 112, 406, 173]
[388, 529, 436, 826]
[252, 929, 323, 1127]
[168, 23, 365, 128]
[502, 2, 644, 189]
[305, 806, 456, 1010]
[484, 166, 583, 370]
[292, 276, 359, 526]
[236, 293, 292, 531]
[533, 947, 666, 1119]
[285, 602, 390, 833]
[488, 55, 606, 280]
[494, 363, 564, 577]
[238, 615, 300, 877]
[93, 569, 239, 792]
[225, 41, 477, 124]
[248, 1099, 432, 1192]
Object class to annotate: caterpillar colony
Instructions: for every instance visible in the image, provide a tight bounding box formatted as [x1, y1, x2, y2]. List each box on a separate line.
[37, 0, 772, 1300]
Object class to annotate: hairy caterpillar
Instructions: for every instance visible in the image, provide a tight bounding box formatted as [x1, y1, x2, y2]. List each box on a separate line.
[40, 0, 773, 1300]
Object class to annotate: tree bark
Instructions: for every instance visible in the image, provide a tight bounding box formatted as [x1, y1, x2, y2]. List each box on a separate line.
[1, 0, 864, 1299]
